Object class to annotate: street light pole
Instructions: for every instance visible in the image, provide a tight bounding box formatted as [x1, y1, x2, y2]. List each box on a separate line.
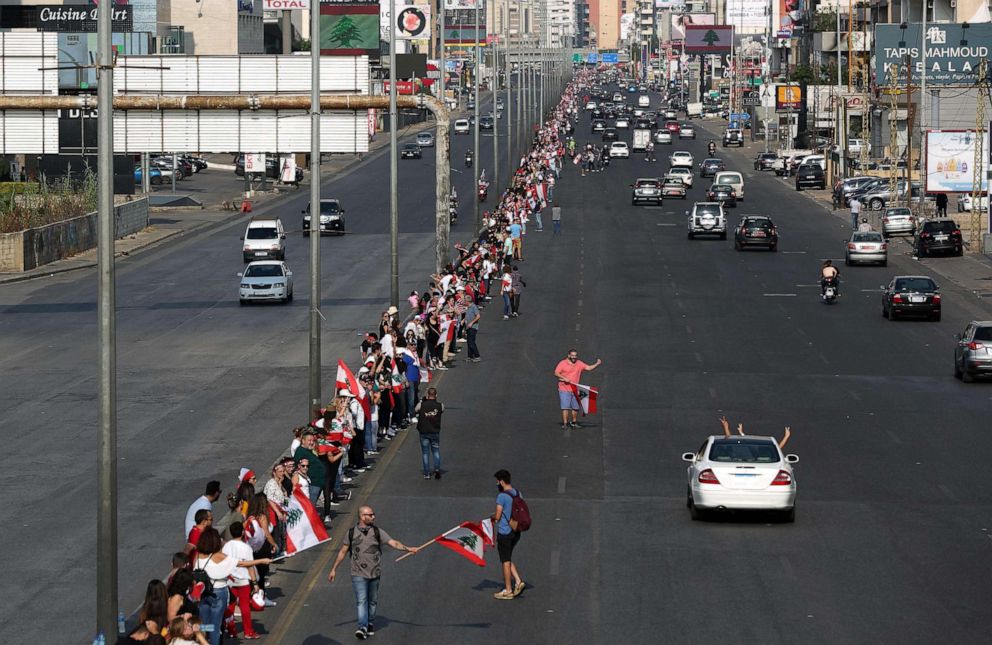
[96, 0, 118, 638]
[308, 2, 322, 421]
[493, 29, 500, 195]
[505, 12, 513, 174]
[389, 0, 399, 308]
[473, 0, 481, 232]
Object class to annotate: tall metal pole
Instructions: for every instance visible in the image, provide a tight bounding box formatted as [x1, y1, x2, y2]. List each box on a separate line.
[389, 0, 399, 307]
[473, 0, 481, 232]
[440, 0, 447, 108]
[492, 31, 500, 195]
[96, 0, 118, 638]
[282, 10, 293, 54]
[308, 3, 323, 420]
[505, 14, 513, 174]
[919, 1, 928, 191]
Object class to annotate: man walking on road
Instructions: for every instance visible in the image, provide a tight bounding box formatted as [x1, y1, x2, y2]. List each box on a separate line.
[491, 469, 525, 600]
[552, 202, 562, 237]
[415, 388, 444, 479]
[464, 296, 481, 362]
[554, 350, 603, 428]
[327, 506, 419, 640]
[849, 196, 862, 229]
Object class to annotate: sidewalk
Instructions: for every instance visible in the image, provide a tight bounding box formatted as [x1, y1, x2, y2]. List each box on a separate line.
[694, 119, 992, 300]
[0, 119, 432, 286]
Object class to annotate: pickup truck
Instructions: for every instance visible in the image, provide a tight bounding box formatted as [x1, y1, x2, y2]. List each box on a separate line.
[632, 128, 652, 152]
[686, 102, 703, 119]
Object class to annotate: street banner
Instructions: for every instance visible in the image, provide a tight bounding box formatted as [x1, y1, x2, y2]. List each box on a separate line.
[395, 3, 430, 39]
[684, 24, 734, 53]
[775, 84, 802, 111]
[875, 23, 992, 86]
[244, 153, 266, 174]
[925, 130, 989, 194]
[285, 486, 330, 554]
[435, 521, 491, 566]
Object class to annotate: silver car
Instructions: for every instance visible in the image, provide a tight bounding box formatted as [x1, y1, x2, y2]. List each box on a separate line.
[654, 130, 673, 144]
[881, 207, 915, 236]
[845, 231, 888, 266]
[955, 321, 992, 382]
[415, 131, 435, 147]
[239, 261, 294, 305]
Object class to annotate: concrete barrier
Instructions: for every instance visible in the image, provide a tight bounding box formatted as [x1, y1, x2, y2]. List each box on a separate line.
[0, 198, 148, 272]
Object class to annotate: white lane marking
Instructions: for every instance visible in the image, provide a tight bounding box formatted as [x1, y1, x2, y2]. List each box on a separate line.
[782, 251, 807, 254]
[886, 430, 903, 445]
[575, 323, 581, 331]
[938, 484, 959, 502]
[579, 279, 584, 286]
[694, 352, 703, 364]
[550, 549, 561, 576]
[848, 390, 861, 401]
[861, 289, 883, 293]
[685, 324, 693, 334]
[795, 284, 820, 288]
[577, 299, 583, 307]
[656, 222, 677, 226]
[819, 353, 829, 365]
[645, 206, 663, 210]
[764, 293, 797, 297]
[557, 476, 567, 494]
[708, 387, 717, 399]
[780, 556, 798, 580]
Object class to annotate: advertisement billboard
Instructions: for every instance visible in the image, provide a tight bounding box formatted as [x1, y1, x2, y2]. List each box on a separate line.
[776, 0, 801, 37]
[775, 84, 802, 111]
[727, 0, 769, 33]
[875, 23, 992, 86]
[655, 0, 686, 8]
[0, 3, 133, 32]
[320, 1, 380, 57]
[684, 25, 734, 53]
[925, 130, 989, 194]
[671, 13, 715, 40]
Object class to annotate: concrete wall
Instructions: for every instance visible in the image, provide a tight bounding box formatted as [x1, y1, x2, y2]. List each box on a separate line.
[0, 198, 148, 273]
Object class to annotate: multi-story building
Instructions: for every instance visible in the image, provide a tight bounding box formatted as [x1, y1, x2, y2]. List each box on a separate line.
[575, 0, 592, 47]
[544, 0, 576, 47]
[588, 0, 621, 49]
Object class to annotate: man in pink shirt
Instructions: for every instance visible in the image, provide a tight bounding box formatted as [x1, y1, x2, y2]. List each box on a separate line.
[554, 349, 602, 428]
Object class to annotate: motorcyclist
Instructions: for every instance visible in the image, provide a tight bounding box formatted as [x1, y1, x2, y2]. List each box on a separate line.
[645, 140, 655, 162]
[465, 150, 473, 167]
[821, 259, 840, 296]
[450, 186, 458, 206]
[708, 140, 716, 155]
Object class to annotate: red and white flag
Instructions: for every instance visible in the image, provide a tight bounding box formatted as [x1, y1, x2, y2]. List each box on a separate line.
[336, 360, 370, 417]
[437, 318, 455, 346]
[390, 358, 404, 393]
[435, 521, 490, 567]
[285, 486, 330, 555]
[575, 383, 598, 415]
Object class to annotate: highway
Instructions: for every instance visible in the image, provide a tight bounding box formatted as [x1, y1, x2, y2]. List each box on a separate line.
[2, 85, 992, 643]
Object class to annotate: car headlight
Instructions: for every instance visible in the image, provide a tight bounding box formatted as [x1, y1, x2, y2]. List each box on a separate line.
[243, 246, 251, 252]
[273, 282, 285, 288]
[240, 283, 250, 288]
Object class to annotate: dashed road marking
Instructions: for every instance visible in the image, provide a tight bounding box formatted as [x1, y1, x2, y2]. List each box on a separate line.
[694, 352, 703, 364]
[575, 323, 581, 331]
[764, 293, 797, 297]
[938, 484, 958, 502]
[886, 430, 903, 445]
[708, 387, 717, 399]
[550, 549, 561, 576]
[557, 476, 567, 494]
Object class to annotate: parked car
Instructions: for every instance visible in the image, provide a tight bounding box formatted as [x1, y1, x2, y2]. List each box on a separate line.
[954, 320, 992, 382]
[706, 183, 737, 207]
[661, 176, 688, 199]
[753, 153, 778, 171]
[795, 164, 826, 190]
[631, 178, 663, 205]
[302, 198, 346, 236]
[238, 261, 294, 305]
[400, 143, 422, 159]
[914, 218, 963, 257]
[881, 275, 941, 321]
[957, 194, 989, 212]
[686, 202, 726, 239]
[734, 216, 778, 251]
[133, 166, 163, 186]
[699, 158, 725, 178]
[682, 435, 798, 521]
[881, 207, 916, 236]
[845, 231, 888, 266]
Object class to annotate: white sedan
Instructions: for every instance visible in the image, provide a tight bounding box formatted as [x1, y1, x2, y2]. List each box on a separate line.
[609, 142, 630, 158]
[669, 151, 694, 168]
[666, 167, 693, 188]
[239, 261, 294, 305]
[654, 130, 673, 144]
[683, 435, 798, 521]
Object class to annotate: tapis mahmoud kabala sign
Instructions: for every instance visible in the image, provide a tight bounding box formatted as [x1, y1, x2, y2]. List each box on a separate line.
[875, 23, 992, 85]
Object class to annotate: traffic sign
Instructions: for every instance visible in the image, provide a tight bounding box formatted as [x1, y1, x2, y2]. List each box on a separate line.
[601, 53, 619, 64]
[742, 96, 761, 106]
[729, 112, 751, 121]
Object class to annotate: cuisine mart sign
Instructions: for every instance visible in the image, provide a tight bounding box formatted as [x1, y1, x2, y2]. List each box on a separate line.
[875, 23, 992, 86]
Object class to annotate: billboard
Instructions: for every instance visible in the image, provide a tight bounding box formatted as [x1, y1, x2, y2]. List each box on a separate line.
[875, 23, 992, 86]
[671, 13, 715, 41]
[320, 2, 380, 57]
[396, 4, 430, 40]
[0, 3, 133, 32]
[684, 25, 734, 53]
[655, 0, 686, 8]
[775, 84, 802, 111]
[727, 0, 768, 32]
[925, 130, 989, 194]
[776, 0, 801, 37]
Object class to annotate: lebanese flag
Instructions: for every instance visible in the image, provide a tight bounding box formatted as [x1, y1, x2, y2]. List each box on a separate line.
[437, 319, 455, 346]
[390, 358, 404, 393]
[336, 360, 370, 417]
[575, 383, 598, 415]
[420, 365, 431, 383]
[480, 518, 495, 547]
[435, 521, 490, 567]
[285, 486, 330, 555]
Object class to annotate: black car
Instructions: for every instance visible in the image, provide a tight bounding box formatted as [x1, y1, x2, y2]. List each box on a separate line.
[706, 183, 737, 207]
[881, 275, 941, 321]
[699, 158, 725, 178]
[302, 199, 346, 236]
[400, 144, 422, 159]
[753, 153, 778, 171]
[914, 218, 963, 257]
[479, 116, 494, 130]
[591, 119, 607, 133]
[602, 128, 618, 142]
[591, 109, 604, 120]
[795, 164, 826, 190]
[734, 216, 778, 251]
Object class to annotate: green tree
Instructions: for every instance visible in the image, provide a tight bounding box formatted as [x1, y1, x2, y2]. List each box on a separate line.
[327, 16, 362, 48]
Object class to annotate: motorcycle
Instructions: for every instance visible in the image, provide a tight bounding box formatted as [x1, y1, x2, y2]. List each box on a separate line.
[821, 276, 839, 304]
[478, 183, 488, 202]
[465, 152, 473, 168]
[708, 143, 716, 156]
[449, 202, 458, 225]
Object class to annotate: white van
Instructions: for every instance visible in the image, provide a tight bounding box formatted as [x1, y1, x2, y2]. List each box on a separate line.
[638, 95, 650, 108]
[241, 218, 286, 262]
[713, 171, 745, 201]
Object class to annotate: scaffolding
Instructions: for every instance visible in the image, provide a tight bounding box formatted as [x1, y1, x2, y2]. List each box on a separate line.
[971, 59, 988, 253]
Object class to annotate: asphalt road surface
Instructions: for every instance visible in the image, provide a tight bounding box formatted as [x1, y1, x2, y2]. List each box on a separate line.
[3, 85, 992, 643]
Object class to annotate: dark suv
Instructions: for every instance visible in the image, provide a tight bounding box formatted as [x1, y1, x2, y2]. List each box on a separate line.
[734, 216, 778, 251]
[795, 164, 826, 190]
[914, 218, 963, 257]
[753, 153, 777, 171]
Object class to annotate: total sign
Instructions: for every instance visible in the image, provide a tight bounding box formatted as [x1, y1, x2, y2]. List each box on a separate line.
[263, 0, 310, 8]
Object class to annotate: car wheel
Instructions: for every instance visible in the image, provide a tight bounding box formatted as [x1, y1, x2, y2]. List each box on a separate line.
[239, 300, 247, 306]
[632, 200, 637, 205]
[795, 184, 802, 191]
[890, 310, 899, 321]
[956, 247, 964, 257]
[719, 232, 727, 240]
[288, 289, 294, 302]
[882, 304, 889, 318]
[955, 361, 963, 380]
[151, 176, 162, 186]
[880, 260, 887, 267]
[782, 506, 796, 523]
[931, 312, 941, 322]
[769, 244, 777, 252]
[870, 198, 883, 210]
[303, 231, 309, 237]
[687, 232, 694, 240]
[962, 368, 975, 383]
[734, 240, 741, 251]
[845, 255, 851, 266]
[688, 493, 704, 521]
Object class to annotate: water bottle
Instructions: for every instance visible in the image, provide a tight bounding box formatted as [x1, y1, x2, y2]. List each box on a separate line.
[117, 611, 126, 634]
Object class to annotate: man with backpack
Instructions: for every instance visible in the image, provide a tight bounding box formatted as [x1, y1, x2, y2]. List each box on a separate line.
[491, 469, 527, 600]
[327, 506, 420, 640]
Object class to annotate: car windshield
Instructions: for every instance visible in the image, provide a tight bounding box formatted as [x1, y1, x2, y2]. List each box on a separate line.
[760, 154, 776, 160]
[418, 133, 431, 138]
[664, 178, 683, 186]
[637, 180, 660, 188]
[886, 208, 911, 217]
[246, 227, 278, 239]
[927, 220, 958, 233]
[670, 168, 688, 175]
[403, 144, 418, 150]
[852, 232, 883, 242]
[974, 327, 992, 341]
[894, 278, 936, 292]
[745, 219, 772, 230]
[244, 265, 283, 278]
[709, 439, 780, 463]
[716, 175, 740, 184]
[320, 202, 339, 215]
[704, 159, 721, 164]
[711, 185, 731, 192]
[695, 206, 720, 216]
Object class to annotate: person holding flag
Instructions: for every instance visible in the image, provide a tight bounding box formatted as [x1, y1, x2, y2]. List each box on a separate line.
[554, 349, 603, 429]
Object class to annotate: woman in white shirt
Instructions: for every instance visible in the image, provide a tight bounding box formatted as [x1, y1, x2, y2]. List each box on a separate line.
[192, 528, 238, 645]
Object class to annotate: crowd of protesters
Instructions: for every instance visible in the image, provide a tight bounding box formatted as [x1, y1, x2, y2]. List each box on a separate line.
[119, 69, 595, 644]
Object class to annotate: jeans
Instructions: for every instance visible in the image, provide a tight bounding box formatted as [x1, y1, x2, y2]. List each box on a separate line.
[553, 219, 561, 236]
[351, 576, 380, 629]
[419, 432, 441, 475]
[406, 381, 418, 418]
[198, 587, 229, 645]
[365, 420, 378, 451]
[308, 484, 322, 509]
[467, 327, 480, 359]
[503, 293, 511, 316]
[851, 211, 858, 228]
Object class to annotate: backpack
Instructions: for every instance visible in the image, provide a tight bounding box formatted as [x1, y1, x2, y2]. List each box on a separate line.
[348, 526, 382, 557]
[507, 490, 532, 532]
[191, 557, 215, 599]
